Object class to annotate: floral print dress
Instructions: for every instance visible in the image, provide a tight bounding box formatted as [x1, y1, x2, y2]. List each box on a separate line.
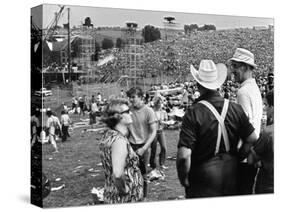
[99, 129, 144, 204]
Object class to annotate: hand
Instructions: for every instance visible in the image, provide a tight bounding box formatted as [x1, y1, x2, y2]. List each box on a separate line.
[118, 184, 129, 196]
[182, 175, 190, 188]
[114, 176, 129, 196]
[136, 147, 146, 156]
[255, 161, 262, 168]
[183, 176, 191, 198]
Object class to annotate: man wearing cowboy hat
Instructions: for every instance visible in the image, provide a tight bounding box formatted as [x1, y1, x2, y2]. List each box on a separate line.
[229, 48, 263, 195]
[176, 60, 257, 198]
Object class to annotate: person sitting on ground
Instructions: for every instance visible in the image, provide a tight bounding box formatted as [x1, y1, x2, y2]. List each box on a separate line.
[99, 98, 144, 204]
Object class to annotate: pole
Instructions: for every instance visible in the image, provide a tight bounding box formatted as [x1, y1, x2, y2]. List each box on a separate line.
[67, 8, 71, 82]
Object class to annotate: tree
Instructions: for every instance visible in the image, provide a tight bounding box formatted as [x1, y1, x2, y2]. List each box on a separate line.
[184, 25, 190, 34]
[101, 38, 114, 50]
[190, 24, 199, 31]
[142, 25, 161, 43]
[184, 24, 199, 34]
[83, 17, 93, 27]
[116, 38, 125, 49]
[198, 24, 216, 31]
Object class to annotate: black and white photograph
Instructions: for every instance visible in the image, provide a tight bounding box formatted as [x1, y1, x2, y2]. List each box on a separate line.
[29, 2, 275, 208]
[2, 0, 281, 211]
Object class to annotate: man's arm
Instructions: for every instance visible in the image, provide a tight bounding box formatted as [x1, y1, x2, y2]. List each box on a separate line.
[238, 131, 258, 161]
[237, 91, 252, 122]
[136, 122, 157, 156]
[176, 147, 192, 187]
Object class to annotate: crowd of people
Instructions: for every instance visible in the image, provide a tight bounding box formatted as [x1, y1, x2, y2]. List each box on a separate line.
[97, 48, 274, 203]
[97, 28, 273, 85]
[32, 28, 274, 204]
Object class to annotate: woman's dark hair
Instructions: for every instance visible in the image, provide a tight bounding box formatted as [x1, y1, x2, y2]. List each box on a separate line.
[61, 110, 65, 115]
[126, 87, 143, 98]
[266, 90, 274, 107]
[101, 98, 129, 129]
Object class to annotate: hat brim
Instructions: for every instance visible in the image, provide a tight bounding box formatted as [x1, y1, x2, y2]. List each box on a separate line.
[190, 63, 227, 90]
[229, 58, 257, 68]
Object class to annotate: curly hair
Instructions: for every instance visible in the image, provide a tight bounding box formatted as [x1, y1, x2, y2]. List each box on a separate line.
[101, 98, 130, 129]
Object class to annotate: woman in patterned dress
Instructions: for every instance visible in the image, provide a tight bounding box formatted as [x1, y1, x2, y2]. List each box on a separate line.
[99, 98, 144, 204]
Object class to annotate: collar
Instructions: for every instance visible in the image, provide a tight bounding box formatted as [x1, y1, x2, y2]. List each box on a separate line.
[241, 78, 256, 87]
[195, 90, 221, 103]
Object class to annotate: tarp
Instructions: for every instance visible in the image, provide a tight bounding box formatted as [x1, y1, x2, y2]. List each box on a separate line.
[97, 55, 115, 67]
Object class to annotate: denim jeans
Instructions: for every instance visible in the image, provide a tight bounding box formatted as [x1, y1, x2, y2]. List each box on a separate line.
[149, 130, 167, 169]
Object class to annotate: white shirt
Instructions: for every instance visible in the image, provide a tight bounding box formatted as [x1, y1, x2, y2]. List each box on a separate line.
[237, 78, 263, 136]
[97, 94, 102, 102]
[46, 115, 61, 135]
[61, 114, 71, 126]
[91, 102, 99, 112]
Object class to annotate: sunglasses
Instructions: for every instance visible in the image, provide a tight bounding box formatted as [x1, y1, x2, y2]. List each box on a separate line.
[230, 63, 243, 70]
[119, 109, 130, 115]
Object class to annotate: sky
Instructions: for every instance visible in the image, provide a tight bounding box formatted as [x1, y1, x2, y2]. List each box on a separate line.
[31, 3, 274, 31]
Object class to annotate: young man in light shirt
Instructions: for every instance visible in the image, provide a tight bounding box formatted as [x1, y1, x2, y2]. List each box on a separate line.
[229, 48, 263, 194]
[126, 87, 157, 199]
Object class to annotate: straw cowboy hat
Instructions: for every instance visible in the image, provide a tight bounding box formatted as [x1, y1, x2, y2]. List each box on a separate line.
[229, 48, 257, 68]
[190, 60, 227, 90]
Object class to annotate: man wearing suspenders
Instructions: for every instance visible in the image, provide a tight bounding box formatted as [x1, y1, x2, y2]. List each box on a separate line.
[176, 60, 258, 198]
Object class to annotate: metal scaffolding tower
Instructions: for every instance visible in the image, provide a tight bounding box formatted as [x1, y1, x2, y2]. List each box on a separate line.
[79, 25, 95, 74]
[122, 22, 143, 87]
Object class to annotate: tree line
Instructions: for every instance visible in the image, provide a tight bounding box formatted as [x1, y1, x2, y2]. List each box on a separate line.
[184, 24, 216, 34]
[93, 23, 216, 61]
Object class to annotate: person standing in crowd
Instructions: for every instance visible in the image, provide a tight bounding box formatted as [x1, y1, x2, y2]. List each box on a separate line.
[31, 108, 40, 147]
[177, 60, 257, 198]
[181, 86, 189, 109]
[266, 72, 274, 93]
[89, 96, 99, 127]
[99, 98, 144, 203]
[150, 97, 168, 170]
[46, 110, 60, 153]
[120, 89, 125, 98]
[248, 90, 274, 194]
[72, 97, 78, 113]
[97, 92, 102, 105]
[126, 87, 157, 199]
[229, 48, 263, 194]
[52, 112, 62, 140]
[78, 96, 85, 116]
[60, 110, 71, 142]
[62, 102, 68, 113]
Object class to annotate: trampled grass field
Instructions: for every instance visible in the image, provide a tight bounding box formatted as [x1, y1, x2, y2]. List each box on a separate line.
[42, 115, 185, 208]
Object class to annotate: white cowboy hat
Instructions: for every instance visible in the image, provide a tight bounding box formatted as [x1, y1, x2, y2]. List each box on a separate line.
[190, 60, 227, 90]
[229, 48, 257, 68]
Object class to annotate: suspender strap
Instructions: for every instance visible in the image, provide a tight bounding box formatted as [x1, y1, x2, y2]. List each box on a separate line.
[199, 99, 230, 155]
